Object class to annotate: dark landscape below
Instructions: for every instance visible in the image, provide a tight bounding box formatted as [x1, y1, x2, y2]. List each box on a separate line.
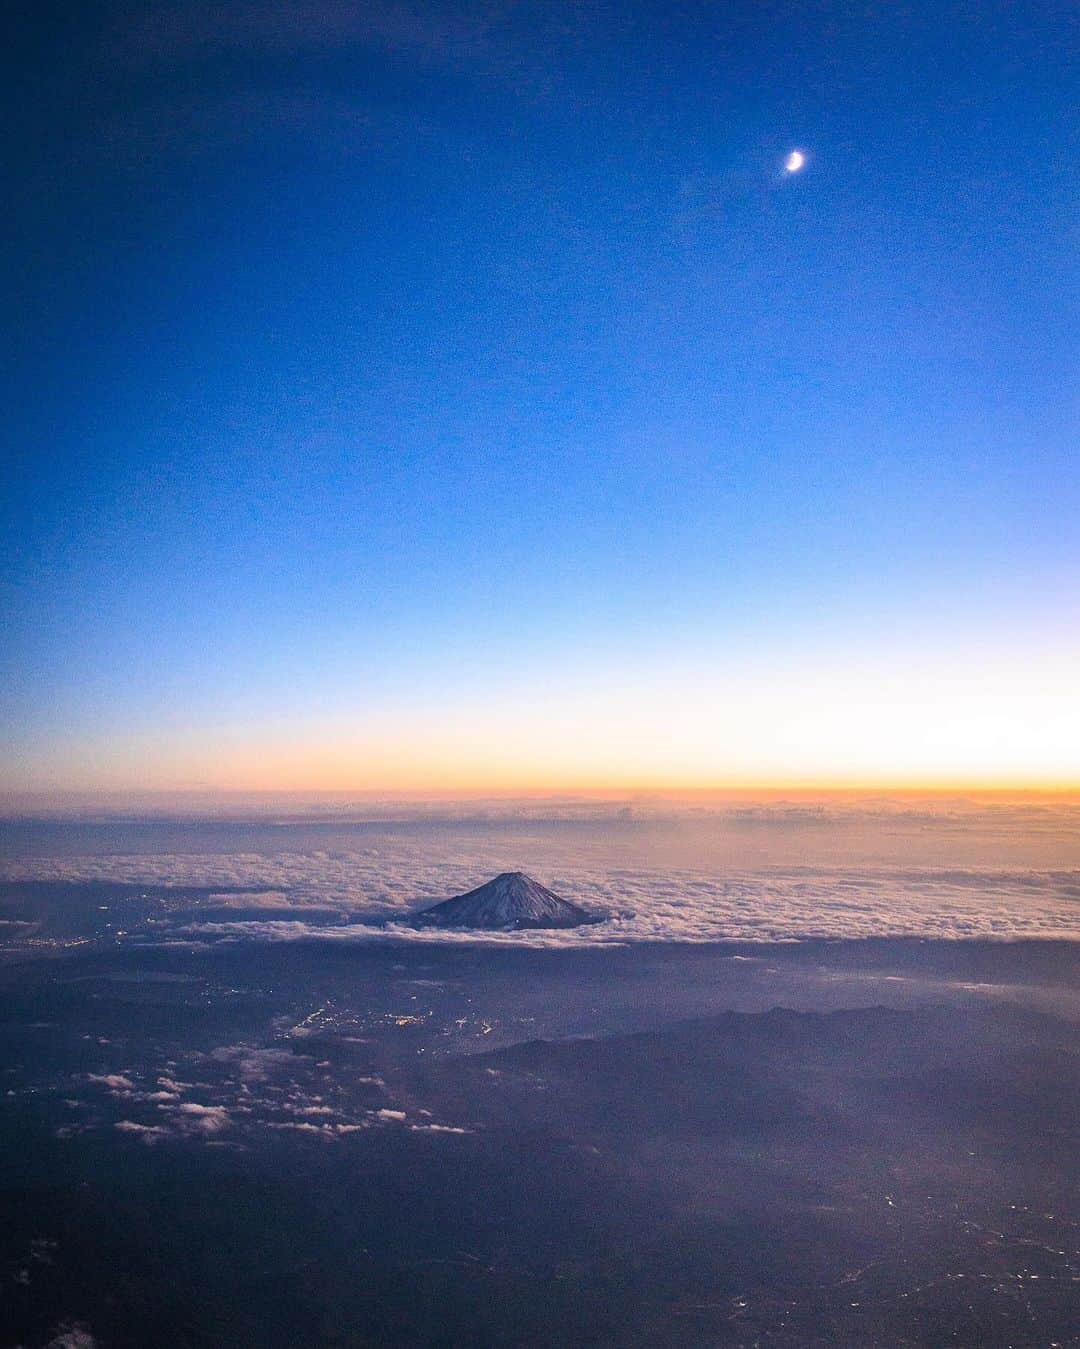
[0, 883, 1077, 1347]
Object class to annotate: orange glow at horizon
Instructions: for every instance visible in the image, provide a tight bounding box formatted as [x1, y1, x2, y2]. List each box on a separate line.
[10, 723, 1078, 798]
[7, 643, 1077, 797]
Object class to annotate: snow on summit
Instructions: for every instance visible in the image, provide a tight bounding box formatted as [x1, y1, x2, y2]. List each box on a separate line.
[414, 872, 604, 931]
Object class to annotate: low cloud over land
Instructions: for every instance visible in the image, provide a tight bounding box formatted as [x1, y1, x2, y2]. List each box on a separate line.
[1, 802, 1077, 946]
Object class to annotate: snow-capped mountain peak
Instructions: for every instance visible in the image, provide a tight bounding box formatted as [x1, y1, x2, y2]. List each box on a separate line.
[414, 872, 602, 930]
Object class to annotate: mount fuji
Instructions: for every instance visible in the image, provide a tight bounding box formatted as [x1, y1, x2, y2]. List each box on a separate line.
[414, 872, 604, 931]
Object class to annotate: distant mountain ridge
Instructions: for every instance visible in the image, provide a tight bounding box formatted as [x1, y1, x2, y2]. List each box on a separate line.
[414, 872, 604, 930]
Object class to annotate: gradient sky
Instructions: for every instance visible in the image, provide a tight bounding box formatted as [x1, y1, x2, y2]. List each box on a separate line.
[3, 0, 1078, 792]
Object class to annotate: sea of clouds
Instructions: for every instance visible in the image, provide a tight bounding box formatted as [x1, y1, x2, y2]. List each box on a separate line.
[2, 801, 1078, 946]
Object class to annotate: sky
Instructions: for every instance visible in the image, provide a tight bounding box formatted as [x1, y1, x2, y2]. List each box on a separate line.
[3, 0, 1078, 794]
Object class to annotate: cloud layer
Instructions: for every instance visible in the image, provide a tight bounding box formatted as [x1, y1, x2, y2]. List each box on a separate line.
[3, 807, 1077, 946]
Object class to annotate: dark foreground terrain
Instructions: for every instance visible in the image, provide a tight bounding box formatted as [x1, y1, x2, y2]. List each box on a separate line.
[0, 887, 1076, 1346]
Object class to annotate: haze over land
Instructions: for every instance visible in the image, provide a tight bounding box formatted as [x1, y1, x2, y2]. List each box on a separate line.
[1, 841, 1076, 1346]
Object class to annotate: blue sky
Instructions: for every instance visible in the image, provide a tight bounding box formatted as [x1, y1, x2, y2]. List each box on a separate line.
[3, 1, 1077, 790]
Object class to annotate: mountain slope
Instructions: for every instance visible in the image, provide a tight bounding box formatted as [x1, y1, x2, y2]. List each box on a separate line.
[415, 872, 603, 930]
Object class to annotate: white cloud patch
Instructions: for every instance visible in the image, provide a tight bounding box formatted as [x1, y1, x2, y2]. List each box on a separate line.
[173, 1103, 231, 1133]
[114, 1121, 169, 1142]
[204, 890, 295, 909]
[207, 1044, 303, 1081]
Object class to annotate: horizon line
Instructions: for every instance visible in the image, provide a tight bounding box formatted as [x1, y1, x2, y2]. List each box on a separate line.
[3, 784, 1079, 804]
